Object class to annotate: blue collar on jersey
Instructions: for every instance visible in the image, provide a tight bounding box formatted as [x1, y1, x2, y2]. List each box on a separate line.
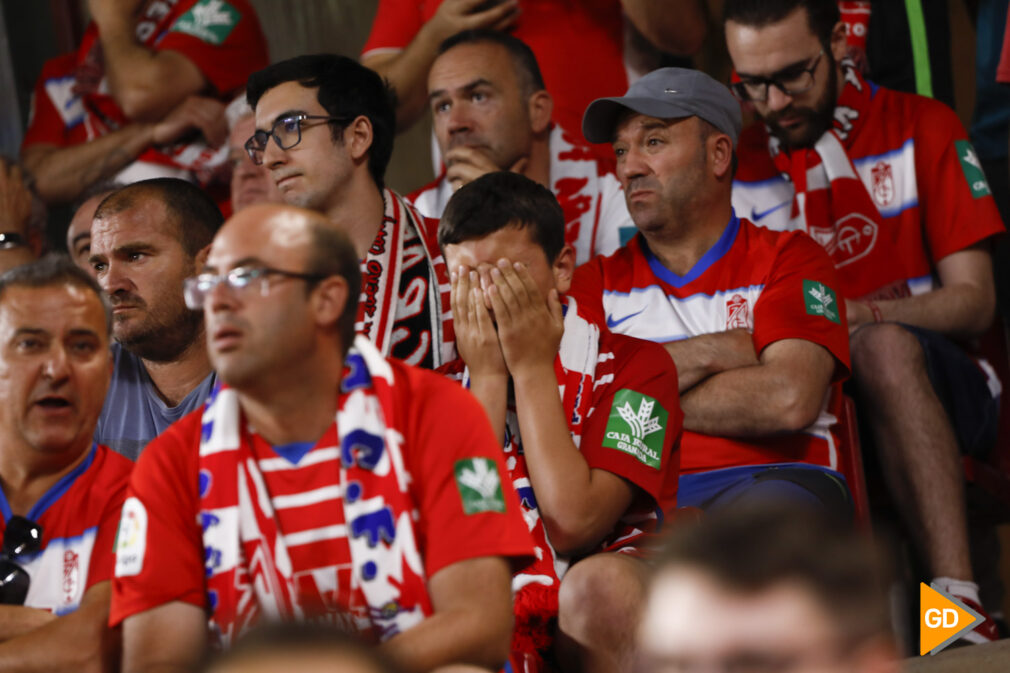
[641, 209, 741, 288]
[0, 443, 98, 523]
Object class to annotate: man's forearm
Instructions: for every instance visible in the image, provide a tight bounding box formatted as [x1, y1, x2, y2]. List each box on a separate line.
[380, 600, 509, 672]
[96, 18, 204, 121]
[663, 329, 758, 392]
[867, 283, 994, 339]
[620, 0, 706, 55]
[681, 358, 827, 437]
[0, 585, 115, 673]
[22, 124, 154, 204]
[512, 365, 631, 555]
[0, 606, 56, 641]
[363, 22, 444, 131]
[468, 373, 508, 444]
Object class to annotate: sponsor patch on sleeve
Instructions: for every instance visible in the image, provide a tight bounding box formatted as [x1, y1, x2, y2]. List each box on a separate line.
[454, 458, 506, 515]
[602, 389, 667, 469]
[803, 280, 840, 324]
[955, 140, 992, 199]
[114, 497, 148, 577]
[169, 0, 240, 46]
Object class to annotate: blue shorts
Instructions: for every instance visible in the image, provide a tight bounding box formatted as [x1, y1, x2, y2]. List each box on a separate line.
[678, 463, 853, 520]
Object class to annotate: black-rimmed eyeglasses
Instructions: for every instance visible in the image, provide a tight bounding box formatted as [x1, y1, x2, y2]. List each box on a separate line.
[731, 50, 824, 103]
[183, 266, 329, 309]
[0, 515, 43, 605]
[244, 114, 349, 165]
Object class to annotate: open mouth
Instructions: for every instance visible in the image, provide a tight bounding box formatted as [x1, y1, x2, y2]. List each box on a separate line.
[35, 396, 71, 410]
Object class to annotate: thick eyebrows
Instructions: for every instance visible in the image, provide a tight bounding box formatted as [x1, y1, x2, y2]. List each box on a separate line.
[428, 78, 493, 102]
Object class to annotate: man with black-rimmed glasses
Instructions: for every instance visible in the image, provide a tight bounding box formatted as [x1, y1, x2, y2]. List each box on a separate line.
[0, 255, 133, 672]
[725, 0, 1004, 644]
[245, 55, 454, 369]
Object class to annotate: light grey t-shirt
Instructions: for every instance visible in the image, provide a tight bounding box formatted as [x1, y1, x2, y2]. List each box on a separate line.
[94, 342, 217, 461]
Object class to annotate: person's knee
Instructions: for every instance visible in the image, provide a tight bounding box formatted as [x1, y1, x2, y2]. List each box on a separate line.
[557, 553, 646, 641]
[850, 322, 925, 392]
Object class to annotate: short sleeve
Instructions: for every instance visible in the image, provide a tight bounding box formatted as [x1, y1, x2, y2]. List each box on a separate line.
[21, 54, 81, 150]
[402, 367, 534, 578]
[569, 259, 607, 327]
[109, 414, 205, 627]
[156, 0, 269, 97]
[914, 101, 1005, 261]
[751, 232, 851, 381]
[578, 335, 682, 505]
[361, 0, 426, 58]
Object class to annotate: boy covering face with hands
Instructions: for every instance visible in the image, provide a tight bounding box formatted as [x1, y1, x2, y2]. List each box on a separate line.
[439, 171, 682, 673]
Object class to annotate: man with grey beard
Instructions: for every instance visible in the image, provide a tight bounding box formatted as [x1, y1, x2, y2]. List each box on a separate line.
[88, 178, 221, 459]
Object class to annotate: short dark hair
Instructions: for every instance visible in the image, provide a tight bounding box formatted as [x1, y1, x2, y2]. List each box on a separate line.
[0, 254, 112, 336]
[656, 504, 891, 647]
[437, 30, 546, 97]
[196, 622, 403, 673]
[723, 0, 840, 49]
[438, 172, 565, 263]
[246, 54, 396, 190]
[303, 218, 362, 352]
[93, 178, 223, 257]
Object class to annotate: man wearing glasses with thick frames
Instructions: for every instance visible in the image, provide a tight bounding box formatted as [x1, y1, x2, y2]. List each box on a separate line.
[0, 256, 133, 672]
[726, 0, 1004, 644]
[244, 55, 454, 370]
[111, 203, 534, 673]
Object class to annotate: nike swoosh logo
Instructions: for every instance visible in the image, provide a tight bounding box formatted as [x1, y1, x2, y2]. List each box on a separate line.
[750, 200, 791, 222]
[606, 308, 646, 329]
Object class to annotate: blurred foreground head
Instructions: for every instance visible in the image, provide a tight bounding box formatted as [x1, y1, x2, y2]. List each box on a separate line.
[638, 504, 899, 673]
[197, 622, 402, 673]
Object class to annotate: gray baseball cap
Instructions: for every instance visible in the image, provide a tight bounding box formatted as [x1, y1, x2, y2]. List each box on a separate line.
[582, 67, 742, 147]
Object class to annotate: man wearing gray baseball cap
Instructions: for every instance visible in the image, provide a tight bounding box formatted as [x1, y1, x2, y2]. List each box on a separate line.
[569, 68, 856, 522]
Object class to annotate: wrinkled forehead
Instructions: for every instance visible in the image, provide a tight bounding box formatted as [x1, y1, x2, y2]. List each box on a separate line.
[208, 209, 315, 271]
[0, 285, 108, 338]
[430, 41, 516, 89]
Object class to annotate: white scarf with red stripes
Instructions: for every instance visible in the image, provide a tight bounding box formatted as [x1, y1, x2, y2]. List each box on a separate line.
[199, 336, 430, 647]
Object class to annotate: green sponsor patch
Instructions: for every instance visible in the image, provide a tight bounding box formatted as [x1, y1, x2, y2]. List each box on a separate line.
[170, 0, 240, 46]
[803, 280, 840, 324]
[602, 389, 667, 470]
[454, 458, 506, 515]
[955, 140, 991, 199]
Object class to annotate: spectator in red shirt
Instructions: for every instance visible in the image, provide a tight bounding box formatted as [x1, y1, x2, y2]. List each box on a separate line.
[21, 0, 268, 205]
[111, 203, 534, 673]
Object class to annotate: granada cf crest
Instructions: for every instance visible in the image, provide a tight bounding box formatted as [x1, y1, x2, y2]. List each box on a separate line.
[871, 161, 894, 207]
[726, 294, 750, 329]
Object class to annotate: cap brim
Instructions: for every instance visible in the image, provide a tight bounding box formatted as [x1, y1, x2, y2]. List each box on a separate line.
[582, 96, 696, 144]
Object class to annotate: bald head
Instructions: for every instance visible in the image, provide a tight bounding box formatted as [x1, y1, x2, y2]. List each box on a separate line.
[208, 203, 361, 354]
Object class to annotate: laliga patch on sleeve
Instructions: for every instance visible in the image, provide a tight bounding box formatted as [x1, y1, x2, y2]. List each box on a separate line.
[114, 497, 148, 577]
[602, 389, 667, 470]
[955, 140, 992, 199]
[169, 0, 240, 46]
[454, 458, 506, 515]
[803, 280, 840, 324]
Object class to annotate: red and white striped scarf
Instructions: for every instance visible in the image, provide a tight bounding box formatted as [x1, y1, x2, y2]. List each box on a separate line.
[358, 190, 454, 366]
[463, 298, 600, 664]
[771, 62, 885, 288]
[199, 336, 430, 648]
